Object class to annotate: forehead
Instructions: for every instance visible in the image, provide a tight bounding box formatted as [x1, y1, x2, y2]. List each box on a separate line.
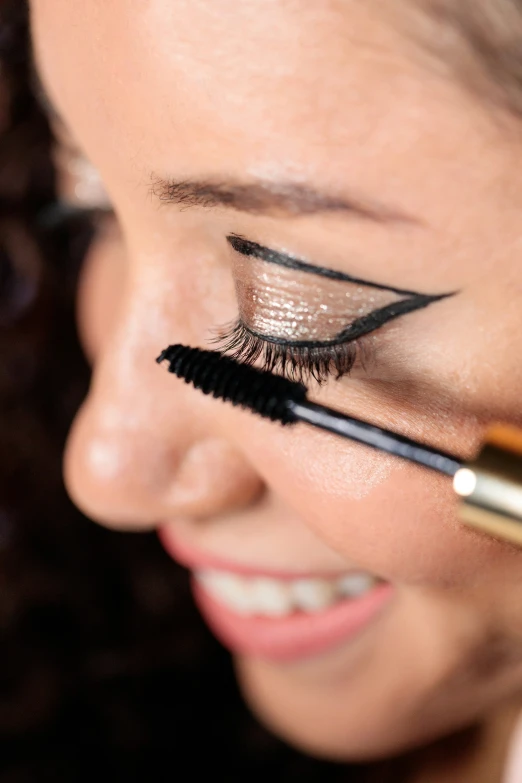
[31, 0, 505, 276]
[31, 1, 451, 175]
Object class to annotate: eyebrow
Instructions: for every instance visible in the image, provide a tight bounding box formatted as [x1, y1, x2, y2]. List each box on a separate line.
[32, 72, 454, 346]
[32, 67, 418, 227]
[151, 175, 421, 225]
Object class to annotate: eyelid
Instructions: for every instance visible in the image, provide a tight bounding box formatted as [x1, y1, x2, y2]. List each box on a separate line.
[228, 236, 451, 345]
[224, 235, 457, 383]
[227, 233, 422, 297]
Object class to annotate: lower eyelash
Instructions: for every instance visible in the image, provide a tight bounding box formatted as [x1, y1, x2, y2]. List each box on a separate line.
[211, 319, 360, 385]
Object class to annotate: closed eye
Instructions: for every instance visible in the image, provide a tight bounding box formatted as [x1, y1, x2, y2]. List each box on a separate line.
[215, 234, 457, 383]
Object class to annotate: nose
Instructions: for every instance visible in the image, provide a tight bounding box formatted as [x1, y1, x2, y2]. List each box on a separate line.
[64, 267, 263, 530]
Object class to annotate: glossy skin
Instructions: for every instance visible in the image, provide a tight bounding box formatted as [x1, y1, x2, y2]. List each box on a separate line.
[31, 0, 522, 761]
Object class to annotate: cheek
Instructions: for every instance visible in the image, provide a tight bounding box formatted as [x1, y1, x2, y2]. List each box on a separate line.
[243, 419, 509, 589]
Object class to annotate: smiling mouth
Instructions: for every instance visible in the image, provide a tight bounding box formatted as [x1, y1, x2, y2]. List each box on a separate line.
[192, 571, 393, 663]
[157, 527, 394, 662]
[194, 569, 380, 616]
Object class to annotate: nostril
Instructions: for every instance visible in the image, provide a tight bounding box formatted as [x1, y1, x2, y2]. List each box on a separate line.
[65, 431, 263, 529]
[165, 438, 264, 519]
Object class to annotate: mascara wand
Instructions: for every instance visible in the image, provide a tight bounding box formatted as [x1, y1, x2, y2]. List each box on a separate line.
[157, 344, 522, 547]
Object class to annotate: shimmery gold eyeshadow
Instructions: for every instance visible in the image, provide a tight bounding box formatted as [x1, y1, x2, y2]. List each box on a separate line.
[232, 253, 403, 344]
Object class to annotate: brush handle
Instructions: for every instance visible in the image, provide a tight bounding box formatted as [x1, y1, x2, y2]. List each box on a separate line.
[288, 400, 462, 476]
[454, 426, 522, 546]
[291, 401, 522, 547]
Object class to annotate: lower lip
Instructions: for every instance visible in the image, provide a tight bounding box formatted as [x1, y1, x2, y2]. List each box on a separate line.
[191, 577, 394, 663]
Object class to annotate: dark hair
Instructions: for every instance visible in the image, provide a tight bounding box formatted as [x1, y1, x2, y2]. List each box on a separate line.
[409, 0, 522, 117]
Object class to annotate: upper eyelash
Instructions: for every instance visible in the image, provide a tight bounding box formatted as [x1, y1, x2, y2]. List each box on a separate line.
[211, 319, 365, 385]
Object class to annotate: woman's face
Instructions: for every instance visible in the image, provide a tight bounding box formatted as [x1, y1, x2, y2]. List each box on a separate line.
[31, 0, 522, 760]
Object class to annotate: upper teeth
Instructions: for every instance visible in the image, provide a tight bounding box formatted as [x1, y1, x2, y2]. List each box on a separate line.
[195, 570, 378, 617]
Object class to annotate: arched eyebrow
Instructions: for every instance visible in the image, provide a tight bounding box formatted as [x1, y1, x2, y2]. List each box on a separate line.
[150, 175, 422, 225]
[31, 67, 420, 227]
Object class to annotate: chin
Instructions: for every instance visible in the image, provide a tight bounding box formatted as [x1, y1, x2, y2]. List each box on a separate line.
[234, 657, 393, 762]
[233, 654, 467, 764]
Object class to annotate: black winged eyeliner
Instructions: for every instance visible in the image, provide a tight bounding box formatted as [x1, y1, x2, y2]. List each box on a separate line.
[227, 234, 456, 346]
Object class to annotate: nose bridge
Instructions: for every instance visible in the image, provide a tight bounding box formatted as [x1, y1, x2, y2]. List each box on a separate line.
[90, 265, 189, 435]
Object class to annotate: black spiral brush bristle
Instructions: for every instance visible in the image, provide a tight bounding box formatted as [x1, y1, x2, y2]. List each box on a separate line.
[156, 344, 307, 424]
[156, 344, 463, 477]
